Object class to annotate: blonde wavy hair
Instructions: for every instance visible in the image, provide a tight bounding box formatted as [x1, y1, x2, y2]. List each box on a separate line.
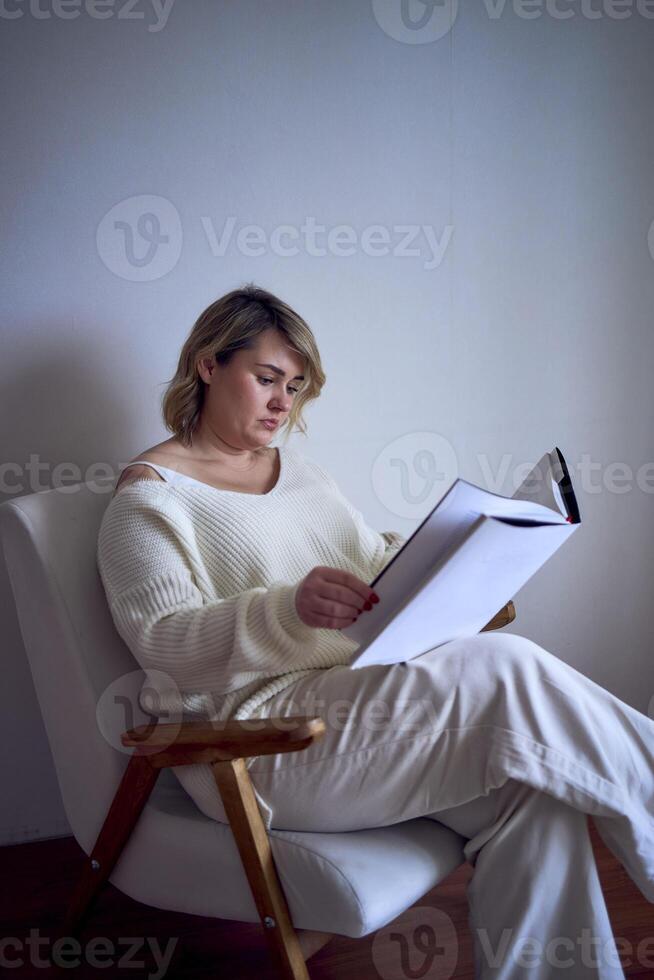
[162, 284, 326, 447]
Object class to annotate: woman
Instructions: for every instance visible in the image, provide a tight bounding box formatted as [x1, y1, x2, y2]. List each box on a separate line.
[98, 284, 654, 979]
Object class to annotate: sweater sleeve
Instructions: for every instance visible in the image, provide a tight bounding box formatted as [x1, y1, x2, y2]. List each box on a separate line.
[96, 490, 321, 698]
[304, 456, 407, 574]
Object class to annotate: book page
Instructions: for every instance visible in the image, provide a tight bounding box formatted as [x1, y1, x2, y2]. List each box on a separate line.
[342, 473, 568, 647]
[350, 515, 578, 668]
[512, 450, 567, 516]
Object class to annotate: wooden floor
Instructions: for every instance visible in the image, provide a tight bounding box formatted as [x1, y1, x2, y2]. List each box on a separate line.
[1, 819, 652, 978]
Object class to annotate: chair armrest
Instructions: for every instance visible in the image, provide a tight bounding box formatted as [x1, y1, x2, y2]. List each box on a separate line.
[481, 600, 516, 633]
[72, 716, 327, 973]
[121, 715, 326, 769]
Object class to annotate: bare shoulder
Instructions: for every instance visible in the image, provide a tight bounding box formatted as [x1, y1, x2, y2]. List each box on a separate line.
[114, 438, 181, 496]
[127, 436, 183, 463]
[113, 464, 164, 496]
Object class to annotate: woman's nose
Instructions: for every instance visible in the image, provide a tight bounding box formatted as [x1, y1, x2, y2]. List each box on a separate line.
[270, 392, 292, 412]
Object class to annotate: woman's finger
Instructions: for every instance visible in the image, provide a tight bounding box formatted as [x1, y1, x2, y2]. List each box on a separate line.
[314, 584, 363, 612]
[307, 594, 362, 619]
[315, 569, 376, 607]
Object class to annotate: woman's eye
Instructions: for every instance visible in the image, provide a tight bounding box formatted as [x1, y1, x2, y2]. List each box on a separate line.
[258, 376, 299, 395]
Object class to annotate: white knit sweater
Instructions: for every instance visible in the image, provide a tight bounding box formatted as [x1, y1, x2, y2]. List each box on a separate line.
[96, 446, 405, 724]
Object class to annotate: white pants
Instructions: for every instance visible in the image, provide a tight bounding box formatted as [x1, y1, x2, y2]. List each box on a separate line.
[183, 632, 654, 979]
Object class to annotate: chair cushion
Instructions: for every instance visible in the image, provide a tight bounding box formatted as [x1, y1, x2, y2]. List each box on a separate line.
[110, 769, 466, 938]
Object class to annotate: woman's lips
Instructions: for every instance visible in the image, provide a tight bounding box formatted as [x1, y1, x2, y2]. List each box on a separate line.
[260, 420, 278, 430]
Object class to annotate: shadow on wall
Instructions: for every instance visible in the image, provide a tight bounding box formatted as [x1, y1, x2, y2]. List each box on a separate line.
[0, 320, 148, 844]
[1, 321, 151, 503]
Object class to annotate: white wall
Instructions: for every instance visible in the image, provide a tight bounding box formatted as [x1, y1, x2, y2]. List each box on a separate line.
[1, 0, 653, 844]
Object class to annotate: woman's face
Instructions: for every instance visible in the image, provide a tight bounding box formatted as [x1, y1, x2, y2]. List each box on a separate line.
[196, 329, 306, 453]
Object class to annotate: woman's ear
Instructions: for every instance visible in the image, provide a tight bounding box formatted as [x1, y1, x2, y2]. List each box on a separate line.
[197, 356, 215, 384]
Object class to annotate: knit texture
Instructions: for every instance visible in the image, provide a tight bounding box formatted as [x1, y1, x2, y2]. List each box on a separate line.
[96, 446, 405, 724]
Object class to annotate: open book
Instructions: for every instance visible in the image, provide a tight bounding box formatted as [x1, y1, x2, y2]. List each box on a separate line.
[341, 447, 580, 668]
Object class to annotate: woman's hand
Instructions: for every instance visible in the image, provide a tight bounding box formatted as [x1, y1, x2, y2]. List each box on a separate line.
[295, 566, 379, 629]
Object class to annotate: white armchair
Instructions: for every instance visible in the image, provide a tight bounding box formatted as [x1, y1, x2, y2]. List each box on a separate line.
[0, 482, 475, 978]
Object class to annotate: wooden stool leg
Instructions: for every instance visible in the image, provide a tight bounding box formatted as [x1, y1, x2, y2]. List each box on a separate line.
[64, 754, 159, 934]
[212, 758, 311, 980]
